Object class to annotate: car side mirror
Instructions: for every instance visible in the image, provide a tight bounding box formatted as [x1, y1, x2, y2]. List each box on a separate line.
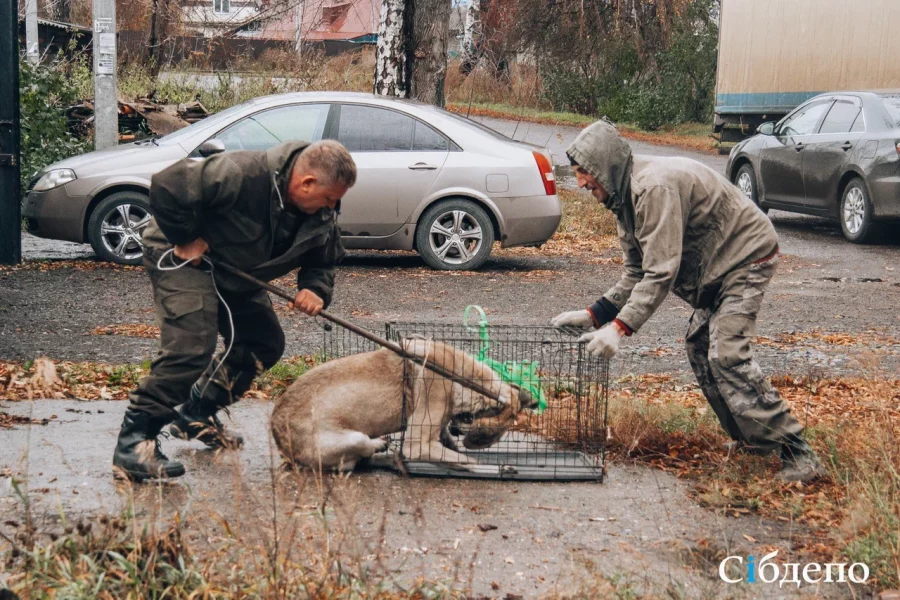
[198, 139, 225, 157]
[757, 122, 775, 136]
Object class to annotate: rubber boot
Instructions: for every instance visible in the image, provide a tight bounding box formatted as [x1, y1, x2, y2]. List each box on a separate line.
[112, 410, 185, 481]
[777, 435, 825, 483]
[168, 384, 244, 449]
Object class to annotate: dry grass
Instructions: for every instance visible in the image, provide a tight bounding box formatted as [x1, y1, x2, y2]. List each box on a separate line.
[0, 467, 464, 598]
[445, 63, 545, 110]
[498, 187, 618, 259]
[534, 369, 900, 589]
[0, 356, 319, 403]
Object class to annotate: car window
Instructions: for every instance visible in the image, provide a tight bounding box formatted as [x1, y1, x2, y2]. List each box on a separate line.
[157, 101, 253, 146]
[215, 104, 329, 151]
[779, 101, 831, 136]
[217, 118, 280, 151]
[819, 101, 862, 134]
[253, 104, 329, 143]
[413, 121, 449, 151]
[337, 105, 415, 151]
[850, 112, 865, 133]
[878, 94, 900, 125]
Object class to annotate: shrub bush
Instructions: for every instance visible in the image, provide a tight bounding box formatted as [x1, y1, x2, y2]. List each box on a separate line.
[18, 51, 92, 194]
[536, 0, 718, 130]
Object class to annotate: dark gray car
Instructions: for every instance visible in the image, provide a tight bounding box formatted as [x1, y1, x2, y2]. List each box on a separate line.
[725, 91, 900, 243]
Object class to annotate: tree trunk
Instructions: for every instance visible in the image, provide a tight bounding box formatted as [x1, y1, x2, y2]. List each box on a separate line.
[373, 0, 408, 98]
[460, 0, 479, 74]
[148, 0, 159, 71]
[409, 0, 451, 107]
[374, 0, 451, 107]
[53, 0, 71, 22]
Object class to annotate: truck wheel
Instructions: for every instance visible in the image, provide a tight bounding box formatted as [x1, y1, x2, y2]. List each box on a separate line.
[735, 163, 767, 214]
[415, 199, 495, 271]
[840, 178, 879, 243]
[88, 192, 152, 265]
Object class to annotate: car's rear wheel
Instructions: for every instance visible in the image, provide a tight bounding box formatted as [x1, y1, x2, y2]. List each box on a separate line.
[415, 199, 495, 271]
[840, 178, 879, 244]
[735, 163, 767, 214]
[88, 191, 152, 265]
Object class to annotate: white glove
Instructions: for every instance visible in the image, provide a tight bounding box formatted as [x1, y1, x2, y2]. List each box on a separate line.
[550, 309, 594, 329]
[578, 323, 622, 359]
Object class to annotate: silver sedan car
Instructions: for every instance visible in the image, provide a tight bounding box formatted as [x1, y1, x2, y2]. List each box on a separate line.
[23, 92, 561, 270]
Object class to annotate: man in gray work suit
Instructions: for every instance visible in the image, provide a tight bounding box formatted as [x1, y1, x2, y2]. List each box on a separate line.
[552, 120, 824, 483]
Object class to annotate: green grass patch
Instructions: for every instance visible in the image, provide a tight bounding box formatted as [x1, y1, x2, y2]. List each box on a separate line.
[253, 355, 322, 397]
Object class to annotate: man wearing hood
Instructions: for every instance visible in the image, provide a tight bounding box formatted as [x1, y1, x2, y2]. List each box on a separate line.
[552, 119, 823, 483]
[112, 139, 357, 481]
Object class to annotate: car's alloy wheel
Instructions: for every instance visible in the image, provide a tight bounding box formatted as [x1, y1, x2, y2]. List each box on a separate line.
[737, 170, 753, 198]
[416, 199, 495, 270]
[734, 163, 767, 213]
[842, 187, 865, 235]
[429, 210, 484, 264]
[88, 192, 152, 265]
[840, 178, 878, 243]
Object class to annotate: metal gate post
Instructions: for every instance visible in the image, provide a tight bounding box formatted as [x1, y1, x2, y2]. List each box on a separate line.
[0, 0, 22, 265]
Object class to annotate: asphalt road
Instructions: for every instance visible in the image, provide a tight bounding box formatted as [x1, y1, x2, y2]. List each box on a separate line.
[1, 125, 896, 598]
[0, 399, 837, 598]
[467, 115, 727, 170]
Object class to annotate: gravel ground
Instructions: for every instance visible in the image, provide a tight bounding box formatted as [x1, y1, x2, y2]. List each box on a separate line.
[4, 206, 898, 377]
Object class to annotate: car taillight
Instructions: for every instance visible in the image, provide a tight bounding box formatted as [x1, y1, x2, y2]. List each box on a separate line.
[533, 150, 556, 196]
[896, 141, 900, 157]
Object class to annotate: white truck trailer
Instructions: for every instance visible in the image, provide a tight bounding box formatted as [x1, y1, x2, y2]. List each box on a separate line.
[714, 0, 900, 150]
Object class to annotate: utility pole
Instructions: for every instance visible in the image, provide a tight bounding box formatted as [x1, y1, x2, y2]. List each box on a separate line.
[25, 0, 38, 63]
[93, 0, 118, 149]
[0, 0, 22, 265]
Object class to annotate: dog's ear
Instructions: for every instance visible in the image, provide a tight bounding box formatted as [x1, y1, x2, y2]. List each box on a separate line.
[516, 386, 540, 410]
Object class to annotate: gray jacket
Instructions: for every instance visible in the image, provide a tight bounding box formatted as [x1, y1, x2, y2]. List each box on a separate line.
[567, 120, 778, 332]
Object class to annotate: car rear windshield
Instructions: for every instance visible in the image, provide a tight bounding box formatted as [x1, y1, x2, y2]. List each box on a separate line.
[878, 95, 900, 126]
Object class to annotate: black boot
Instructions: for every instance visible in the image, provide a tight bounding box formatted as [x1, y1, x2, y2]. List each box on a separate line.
[777, 435, 825, 483]
[168, 385, 244, 449]
[112, 410, 185, 481]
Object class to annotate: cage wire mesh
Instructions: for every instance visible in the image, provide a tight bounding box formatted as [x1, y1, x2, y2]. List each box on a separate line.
[321, 320, 608, 481]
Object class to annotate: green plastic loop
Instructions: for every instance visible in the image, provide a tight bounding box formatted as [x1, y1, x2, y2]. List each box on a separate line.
[463, 305, 547, 412]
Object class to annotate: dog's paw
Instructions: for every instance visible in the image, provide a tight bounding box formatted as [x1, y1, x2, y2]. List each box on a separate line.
[372, 437, 391, 453]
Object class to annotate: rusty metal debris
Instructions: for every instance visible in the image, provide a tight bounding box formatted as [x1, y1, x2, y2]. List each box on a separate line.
[65, 98, 209, 141]
[177, 100, 210, 124]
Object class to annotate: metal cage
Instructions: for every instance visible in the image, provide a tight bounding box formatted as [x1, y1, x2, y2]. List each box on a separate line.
[321, 321, 608, 482]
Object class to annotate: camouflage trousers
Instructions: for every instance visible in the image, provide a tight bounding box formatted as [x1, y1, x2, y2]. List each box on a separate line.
[127, 251, 285, 425]
[685, 256, 803, 454]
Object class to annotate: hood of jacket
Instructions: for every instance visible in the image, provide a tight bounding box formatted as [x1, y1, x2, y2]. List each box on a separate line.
[566, 119, 633, 214]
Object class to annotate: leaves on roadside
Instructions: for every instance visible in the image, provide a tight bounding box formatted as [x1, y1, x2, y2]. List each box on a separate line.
[0, 260, 141, 273]
[91, 324, 160, 339]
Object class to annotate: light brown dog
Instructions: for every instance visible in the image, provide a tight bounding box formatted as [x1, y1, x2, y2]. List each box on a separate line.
[270, 339, 537, 471]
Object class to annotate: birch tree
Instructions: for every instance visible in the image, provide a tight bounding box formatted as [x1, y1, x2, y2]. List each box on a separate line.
[460, 0, 479, 74]
[374, 0, 408, 98]
[373, 0, 452, 107]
